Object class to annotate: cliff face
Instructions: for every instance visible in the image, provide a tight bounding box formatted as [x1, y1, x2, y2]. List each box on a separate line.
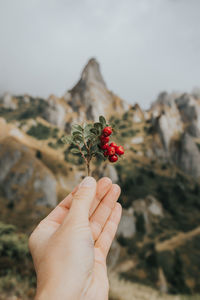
[149, 92, 200, 177]
[1, 59, 200, 296]
[64, 58, 130, 123]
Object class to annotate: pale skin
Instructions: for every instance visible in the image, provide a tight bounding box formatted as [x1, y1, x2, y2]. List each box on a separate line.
[29, 176, 122, 300]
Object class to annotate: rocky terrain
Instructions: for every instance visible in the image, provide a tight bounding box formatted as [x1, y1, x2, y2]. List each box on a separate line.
[0, 58, 200, 299]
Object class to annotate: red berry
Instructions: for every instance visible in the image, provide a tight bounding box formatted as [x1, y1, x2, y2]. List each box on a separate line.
[115, 145, 124, 155]
[109, 154, 118, 163]
[107, 146, 116, 156]
[100, 143, 109, 150]
[102, 126, 112, 137]
[100, 135, 109, 144]
[110, 142, 117, 148]
[104, 150, 109, 157]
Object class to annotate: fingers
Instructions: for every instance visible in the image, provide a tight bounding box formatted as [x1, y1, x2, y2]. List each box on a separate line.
[41, 177, 112, 226]
[66, 176, 97, 222]
[90, 184, 121, 241]
[95, 202, 122, 259]
[89, 177, 112, 216]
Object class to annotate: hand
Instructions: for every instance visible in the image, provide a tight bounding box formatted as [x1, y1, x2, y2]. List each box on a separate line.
[29, 176, 122, 300]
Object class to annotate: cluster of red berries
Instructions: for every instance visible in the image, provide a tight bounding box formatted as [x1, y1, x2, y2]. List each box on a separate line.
[99, 126, 124, 163]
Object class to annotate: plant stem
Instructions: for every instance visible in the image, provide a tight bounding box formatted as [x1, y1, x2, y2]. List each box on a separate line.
[87, 161, 90, 176]
[76, 144, 87, 164]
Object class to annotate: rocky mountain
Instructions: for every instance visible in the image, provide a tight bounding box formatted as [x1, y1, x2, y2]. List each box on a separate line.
[149, 91, 200, 177]
[0, 58, 200, 299]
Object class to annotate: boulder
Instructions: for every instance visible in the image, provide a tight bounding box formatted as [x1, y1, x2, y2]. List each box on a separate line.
[42, 95, 66, 129]
[0, 93, 17, 110]
[156, 109, 182, 150]
[186, 121, 200, 138]
[34, 174, 57, 207]
[172, 133, 200, 178]
[0, 137, 57, 207]
[132, 195, 163, 235]
[117, 208, 136, 238]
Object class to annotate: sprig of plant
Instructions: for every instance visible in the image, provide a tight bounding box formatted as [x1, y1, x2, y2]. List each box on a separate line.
[61, 115, 125, 176]
[61, 116, 108, 176]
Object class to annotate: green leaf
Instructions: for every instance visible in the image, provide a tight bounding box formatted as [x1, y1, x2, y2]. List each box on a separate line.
[72, 124, 83, 132]
[72, 130, 82, 136]
[82, 150, 87, 155]
[85, 133, 96, 141]
[70, 148, 80, 154]
[61, 135, 72, 144]
[84, 123, 93, 134]
[92, 139, 100, 146]
[90, 128, 98, 135]
[73, 136, 83, 144]
[95, 151, 105, 158]
[94, 122, 103, 131]
[99, 116, 106, 127]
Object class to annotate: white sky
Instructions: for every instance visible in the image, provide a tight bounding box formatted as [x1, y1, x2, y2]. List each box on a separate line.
[0, 0, 200, 108]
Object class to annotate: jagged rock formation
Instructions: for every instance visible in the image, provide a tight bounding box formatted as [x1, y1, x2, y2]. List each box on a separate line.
[42, 95, 67, 129]
[64, 58, 130, 122]
[150, 92, 200, 178]
[172, 133, 200, 178]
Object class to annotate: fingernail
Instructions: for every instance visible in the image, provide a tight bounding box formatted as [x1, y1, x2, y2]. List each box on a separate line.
[79, 176, 95, 187]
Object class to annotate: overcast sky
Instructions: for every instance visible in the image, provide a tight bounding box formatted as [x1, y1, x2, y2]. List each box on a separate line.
[0, 0, 200, 108]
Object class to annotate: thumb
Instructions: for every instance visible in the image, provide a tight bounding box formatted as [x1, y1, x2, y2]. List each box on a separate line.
[67, 176, 97, 222]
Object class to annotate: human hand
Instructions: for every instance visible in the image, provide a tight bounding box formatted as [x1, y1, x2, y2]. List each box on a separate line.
[29, 176, 122, 300]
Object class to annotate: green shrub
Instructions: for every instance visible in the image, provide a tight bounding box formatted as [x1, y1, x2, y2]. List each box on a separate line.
[121, 129, 139, 137]
[0, 223, 29, 261]
[27, 123, 60, 140]
[27, 123, 51, 139]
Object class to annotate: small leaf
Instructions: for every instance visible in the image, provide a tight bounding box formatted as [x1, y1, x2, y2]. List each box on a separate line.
[73, 136, 83, 144]
[95, 151, 105, 158]
[61, 135, 72, 144]
[82, 150, 87, 155]
[72, 124, 83, 132]
[92, 139, 100, 146]
[90, 128, 98, 135]
[85, 133, 96, 141]
[99, 116, 106, 127]
[84, 123, 93, 135]
[72, 133, 82, 139]
[72, 130, 82, 136]
[70, 148, 80, 154]
[72, 133, 83, 140]
[94, 122, 103, 130]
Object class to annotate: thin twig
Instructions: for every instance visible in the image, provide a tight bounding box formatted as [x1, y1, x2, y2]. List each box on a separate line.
[76, 143, 87, 164]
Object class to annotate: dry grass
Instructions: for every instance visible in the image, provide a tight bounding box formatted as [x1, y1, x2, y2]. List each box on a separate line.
[108, 272, 199, 300]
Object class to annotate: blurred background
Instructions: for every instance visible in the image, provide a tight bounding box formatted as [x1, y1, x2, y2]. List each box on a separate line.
[0, 1, 200, 299]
